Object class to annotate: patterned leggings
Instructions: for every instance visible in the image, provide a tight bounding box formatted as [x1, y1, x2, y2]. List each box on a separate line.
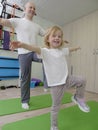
[50, 75, 86, 128]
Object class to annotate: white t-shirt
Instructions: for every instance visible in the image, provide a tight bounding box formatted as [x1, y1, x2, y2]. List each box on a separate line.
[39, 48, 69, 86]
[9, 17, 45, 54]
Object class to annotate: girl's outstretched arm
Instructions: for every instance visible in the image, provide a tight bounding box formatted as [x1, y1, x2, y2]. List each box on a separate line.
[10, 41, 41, 54]
[69, 47, 81, 52]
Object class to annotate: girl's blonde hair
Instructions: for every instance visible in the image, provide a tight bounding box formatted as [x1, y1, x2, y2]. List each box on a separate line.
[44, 26, 64, 48]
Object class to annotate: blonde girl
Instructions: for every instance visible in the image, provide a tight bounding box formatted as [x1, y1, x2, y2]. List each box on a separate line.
[10, 26, 90, 130]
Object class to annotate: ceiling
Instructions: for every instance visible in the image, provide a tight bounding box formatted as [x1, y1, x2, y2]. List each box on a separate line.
[1, 0, 98, 26]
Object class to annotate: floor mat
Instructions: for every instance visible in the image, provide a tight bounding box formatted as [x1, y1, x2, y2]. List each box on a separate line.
[0, 93, 72, 116]
[2, 101, 98, 130]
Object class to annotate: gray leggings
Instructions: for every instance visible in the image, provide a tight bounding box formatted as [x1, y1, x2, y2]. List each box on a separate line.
[50, 75, 86, 128]
[18, 52, 47, 103]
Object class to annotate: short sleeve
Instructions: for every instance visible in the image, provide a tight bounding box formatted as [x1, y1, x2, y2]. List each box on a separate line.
[37, 48, 48, 59]
[62, 48, 69, 56]
[8, 18, 18, 28]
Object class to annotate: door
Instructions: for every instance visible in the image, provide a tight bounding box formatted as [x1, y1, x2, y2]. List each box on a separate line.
[94, 13, 98, 92]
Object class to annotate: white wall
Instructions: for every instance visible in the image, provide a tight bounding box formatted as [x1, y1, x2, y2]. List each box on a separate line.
[63, 10, 98, 93]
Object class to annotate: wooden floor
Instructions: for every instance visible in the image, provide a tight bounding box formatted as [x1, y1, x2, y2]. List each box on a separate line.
[0, 87, 98, 130]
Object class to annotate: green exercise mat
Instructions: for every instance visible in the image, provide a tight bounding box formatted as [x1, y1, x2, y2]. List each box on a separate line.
[0, 93, 72, 116]
[2, 101, 98, 130]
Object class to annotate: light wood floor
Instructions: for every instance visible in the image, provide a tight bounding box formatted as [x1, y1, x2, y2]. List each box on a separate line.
[0, 87, 98, 130]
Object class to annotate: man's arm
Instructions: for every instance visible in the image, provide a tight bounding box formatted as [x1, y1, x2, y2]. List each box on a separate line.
[0, 18, 12, 28]
[39, 26, 46, 37]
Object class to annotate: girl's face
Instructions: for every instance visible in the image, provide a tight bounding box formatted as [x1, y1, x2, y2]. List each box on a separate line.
[48, 30, 62, 49]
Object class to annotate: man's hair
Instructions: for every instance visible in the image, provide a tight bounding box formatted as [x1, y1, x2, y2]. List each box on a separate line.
[24, 1, 35, 9]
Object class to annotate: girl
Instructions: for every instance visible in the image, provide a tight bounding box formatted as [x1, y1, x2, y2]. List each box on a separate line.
[10, 26, 90, 130]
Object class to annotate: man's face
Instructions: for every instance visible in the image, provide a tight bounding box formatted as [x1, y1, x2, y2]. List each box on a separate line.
[24, 2, 36, 18]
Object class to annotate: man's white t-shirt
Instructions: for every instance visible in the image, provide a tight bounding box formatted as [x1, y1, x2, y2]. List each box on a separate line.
[39, 48, 69, 87]
[9, 17, 45, 54]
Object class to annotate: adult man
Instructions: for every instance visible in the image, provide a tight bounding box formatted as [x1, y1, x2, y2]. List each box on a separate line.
[0, 1, 46, 109]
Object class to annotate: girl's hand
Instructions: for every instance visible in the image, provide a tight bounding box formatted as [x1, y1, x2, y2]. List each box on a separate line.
[10, 41, 22, 51]
[69, 46, 81, 52]
[75, 46, 81, 51]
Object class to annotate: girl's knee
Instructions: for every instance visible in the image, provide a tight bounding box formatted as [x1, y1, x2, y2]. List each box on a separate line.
[79, 76, 86, 86]
[82, 77, 86, 84]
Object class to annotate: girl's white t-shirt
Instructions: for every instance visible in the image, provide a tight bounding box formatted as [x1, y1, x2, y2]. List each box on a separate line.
[9, 17, 45, 54]
[40, 48, 69, 86]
